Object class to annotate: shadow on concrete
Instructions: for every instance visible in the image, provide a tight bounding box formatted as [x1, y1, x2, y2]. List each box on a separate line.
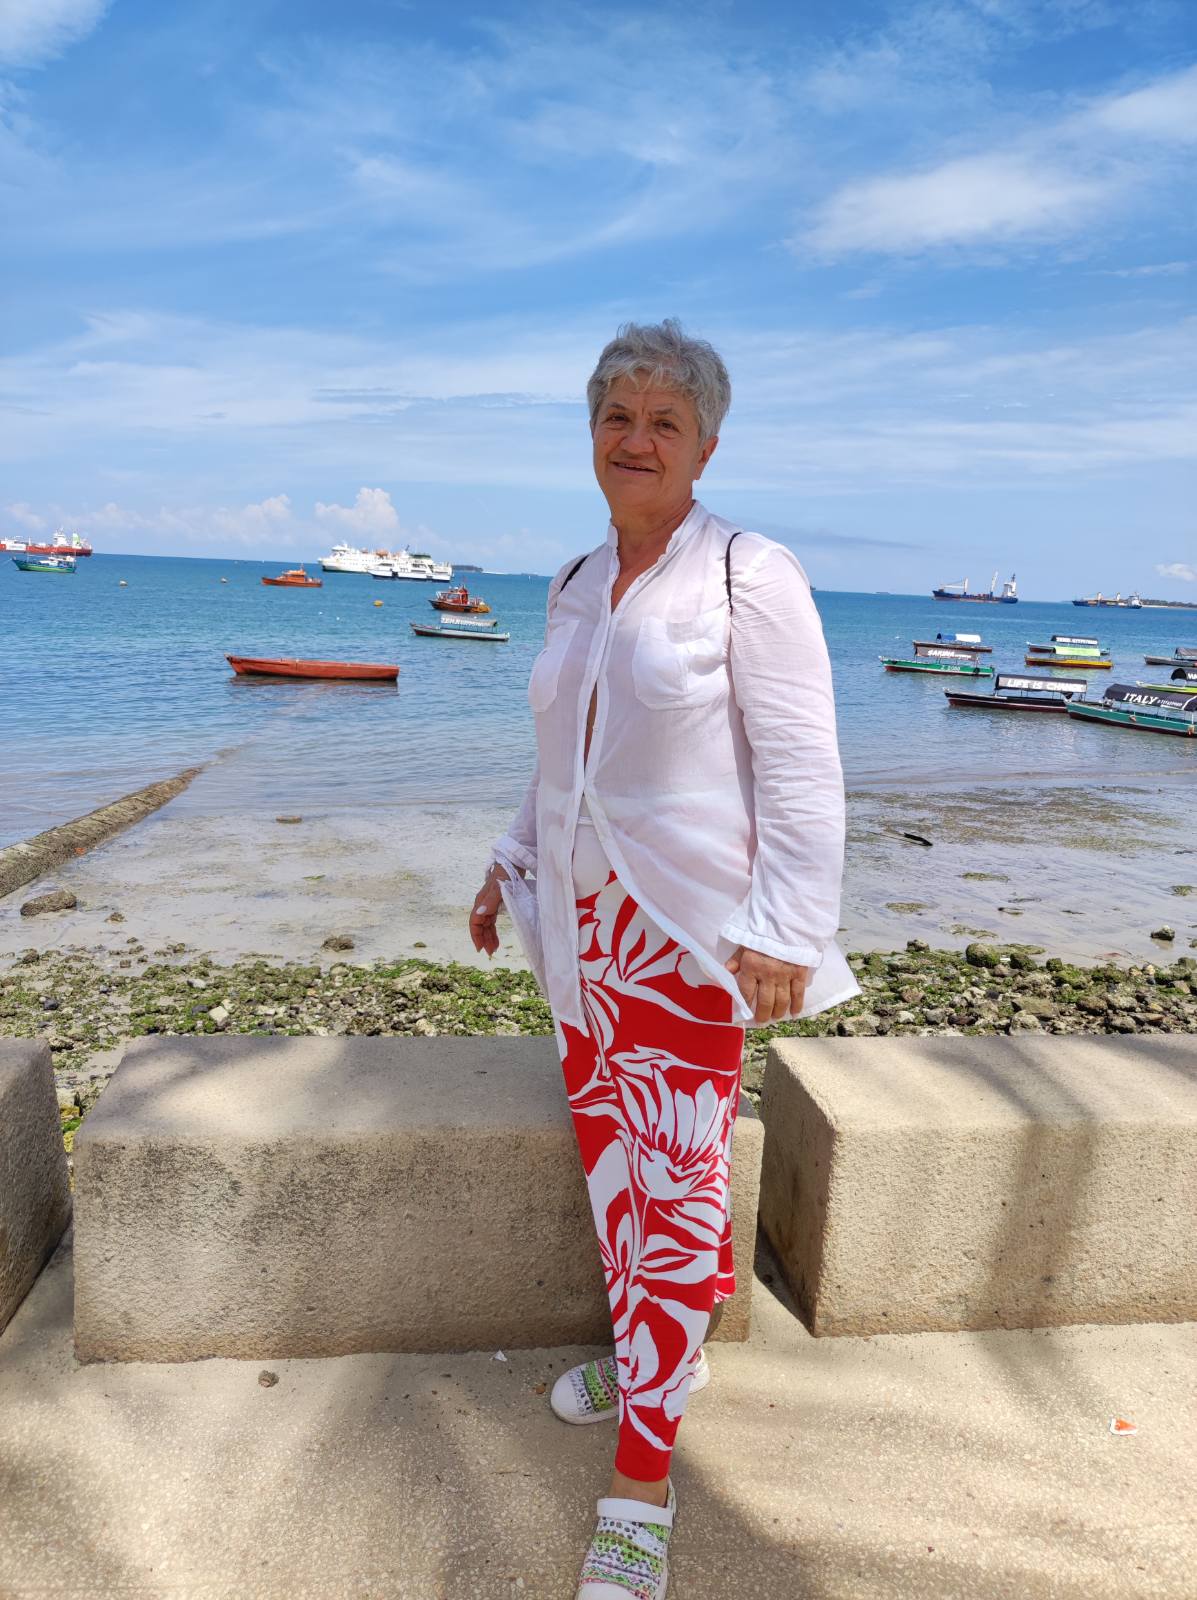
[2, 1032, 1194, 1596]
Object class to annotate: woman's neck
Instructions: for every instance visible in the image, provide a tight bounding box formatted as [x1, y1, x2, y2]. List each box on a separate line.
[612, 497, 695, 568]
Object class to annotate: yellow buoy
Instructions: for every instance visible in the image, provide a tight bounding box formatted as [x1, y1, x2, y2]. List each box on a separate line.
[374, 599, 383, 606]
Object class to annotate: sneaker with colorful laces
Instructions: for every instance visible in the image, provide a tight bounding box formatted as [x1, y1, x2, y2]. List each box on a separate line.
[550, 1349, 710, 1425]
[575, 1479, 675, 1600]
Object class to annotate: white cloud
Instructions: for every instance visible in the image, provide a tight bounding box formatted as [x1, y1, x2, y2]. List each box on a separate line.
[3, 500, 45, 530]
[1089, 65, 1197, 143]
[70, 494, 297, 549]
[0, 0, 108, 68]
[314, 487, 401, 538]
[802, 60, 1197, 260]
[1102, 261, 1191, 278]
[807, 152, 1103, 254]
[1156, 562, 1197, 583]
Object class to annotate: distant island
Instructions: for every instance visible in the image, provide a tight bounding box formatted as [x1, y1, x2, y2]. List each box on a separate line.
[1140, 597, 1197, 610]
[451, 563, 482, 572]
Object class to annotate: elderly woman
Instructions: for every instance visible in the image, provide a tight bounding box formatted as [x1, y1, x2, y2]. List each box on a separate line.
[469, 319, 857, 1599]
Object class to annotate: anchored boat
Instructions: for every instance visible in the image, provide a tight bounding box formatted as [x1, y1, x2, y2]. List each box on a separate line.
[1137, 666, 1197, 694]
[261, 567, 322, 588]
[932, 571, 1018, 604]
[409, 622, 509, 642]
[1025, 634, 1112, 669]
[430, 585, 490, 614]
[1066, 682, 1197, 737]
[911, 632, 991, 655]
[1143, 647, 1197, 668]
[13, 554, 76, 573]
[1073, 591, 1142, 608]
[227, 656, 398, 681]
[880, 646, 994, 677]
[945, 673, 1087, 712]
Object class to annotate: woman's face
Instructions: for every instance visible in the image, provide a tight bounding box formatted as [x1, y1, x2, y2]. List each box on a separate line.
[592, 377, 718, 526]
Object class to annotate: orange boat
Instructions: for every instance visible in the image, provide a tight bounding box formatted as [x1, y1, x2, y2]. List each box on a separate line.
[430, 584, 490, 614]
[227, 656, 398, 681]
[261, 567, 322, 588]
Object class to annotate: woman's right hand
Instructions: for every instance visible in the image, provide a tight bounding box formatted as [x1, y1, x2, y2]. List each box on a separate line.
[468, 864, 509, 957]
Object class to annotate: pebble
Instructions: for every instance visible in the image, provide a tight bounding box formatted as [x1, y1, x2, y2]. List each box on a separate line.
[322, 934, 355, 951]
[1151, 927, 1176, 942]
[276, 816, 303, 825]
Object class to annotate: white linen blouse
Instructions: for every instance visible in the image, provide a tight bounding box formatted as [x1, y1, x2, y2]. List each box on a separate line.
[492, 500, 860, 1031]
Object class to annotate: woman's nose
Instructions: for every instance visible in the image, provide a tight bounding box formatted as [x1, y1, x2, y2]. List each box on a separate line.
[622, 419, 654, 452]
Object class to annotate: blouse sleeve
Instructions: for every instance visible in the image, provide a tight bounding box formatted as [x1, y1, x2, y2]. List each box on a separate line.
[492, 762, 540, 874]
[490, 555, 580, 876]
[719, 541, 845, 968]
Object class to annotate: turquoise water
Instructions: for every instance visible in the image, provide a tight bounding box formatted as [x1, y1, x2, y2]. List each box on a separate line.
[2, 551, 1194, 846]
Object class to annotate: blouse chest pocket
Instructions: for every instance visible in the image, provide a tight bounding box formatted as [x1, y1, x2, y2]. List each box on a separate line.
[632, 609, 729, 710]
[527, 618, 578, 712]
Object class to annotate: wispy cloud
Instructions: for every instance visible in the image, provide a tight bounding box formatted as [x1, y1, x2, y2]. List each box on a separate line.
[807, 153, 1103, 254]
[1157, 561, 1197, 582]
[1101, 260, 1191, 278]
[802, 62, 1197, 259]
[0, 0, 108, 68]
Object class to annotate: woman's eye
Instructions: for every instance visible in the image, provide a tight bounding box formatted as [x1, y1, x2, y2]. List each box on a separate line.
[657, 420, 677, 432]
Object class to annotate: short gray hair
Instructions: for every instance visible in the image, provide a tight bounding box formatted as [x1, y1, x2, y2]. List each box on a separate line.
[586, 318, 731, 442]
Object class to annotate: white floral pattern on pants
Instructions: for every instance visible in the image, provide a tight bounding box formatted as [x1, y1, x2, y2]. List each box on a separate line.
[559, 840, 745, 1480]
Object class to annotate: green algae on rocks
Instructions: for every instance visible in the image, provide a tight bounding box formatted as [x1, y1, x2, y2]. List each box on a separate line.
[2, 943, 1195, 1122]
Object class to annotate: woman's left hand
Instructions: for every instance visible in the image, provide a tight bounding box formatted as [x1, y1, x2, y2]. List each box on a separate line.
[725, 947, 811, 1024]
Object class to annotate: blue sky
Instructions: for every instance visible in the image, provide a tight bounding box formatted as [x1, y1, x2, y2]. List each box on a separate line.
[1, 0, 1194, 597]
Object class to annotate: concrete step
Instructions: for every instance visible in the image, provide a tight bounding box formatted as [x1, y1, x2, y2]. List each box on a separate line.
[0, 1039, 71, 1336]
[73, 1034, 763, 1362]
[759, 1033, 1197, 1336]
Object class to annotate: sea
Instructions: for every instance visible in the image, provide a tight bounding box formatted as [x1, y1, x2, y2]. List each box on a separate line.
[2, 551, 1195, 849]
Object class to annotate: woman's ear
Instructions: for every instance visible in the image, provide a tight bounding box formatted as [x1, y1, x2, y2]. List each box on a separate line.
[695, 435, 719, 479]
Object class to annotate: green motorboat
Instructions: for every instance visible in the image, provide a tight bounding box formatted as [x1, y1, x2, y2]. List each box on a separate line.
[13, 554, 76, 573]
[1066, 682, 1197, 738]
[881, 654, 994, 678]
[1136, 667, 1197, 695]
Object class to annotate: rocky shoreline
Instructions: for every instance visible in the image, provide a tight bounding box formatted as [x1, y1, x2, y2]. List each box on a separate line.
[3, 939, 1195, 1140]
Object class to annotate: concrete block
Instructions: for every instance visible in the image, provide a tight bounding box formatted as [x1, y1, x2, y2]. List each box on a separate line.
[73, 1035, 763, 1361]
[0, 1039, 72, 1334]
[760, 1034, 1197, 1336]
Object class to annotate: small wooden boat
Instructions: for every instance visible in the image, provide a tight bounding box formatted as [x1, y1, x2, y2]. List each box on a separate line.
[13, 554, 75, 573]
[409, 622, 509, 642]
[1144, 647, 1197, 667]
[261, 567, 322, 588]
[945, 673, 1087, 712]
[430, 585, 490, 614]
[1026, 635, 1111, 669]
[1024, 652, 1112, 669]
[1066, 682, 1197, 737]
[1137, 666, 1197, 693]
[912, 632, 991, 655]
[226, 655, 398, 681]
[880, 655, 993, 677]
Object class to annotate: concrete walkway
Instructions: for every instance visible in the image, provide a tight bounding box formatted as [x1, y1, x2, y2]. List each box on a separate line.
[0, 1234, 1192, 1600]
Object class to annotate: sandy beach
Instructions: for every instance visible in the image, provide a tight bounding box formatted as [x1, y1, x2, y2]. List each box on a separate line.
[1, 779, 1192, 974]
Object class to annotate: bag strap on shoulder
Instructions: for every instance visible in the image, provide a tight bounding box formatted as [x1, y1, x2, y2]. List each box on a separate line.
[725, 531, 743, 612]
[560, 553, 588, 591]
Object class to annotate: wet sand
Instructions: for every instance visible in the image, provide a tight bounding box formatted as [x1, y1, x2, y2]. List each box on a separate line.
[1, 782, 1192, 970]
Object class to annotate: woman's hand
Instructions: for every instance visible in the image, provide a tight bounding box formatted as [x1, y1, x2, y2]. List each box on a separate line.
[725, 946, 811, 1024]
[468, 864, 510, 958]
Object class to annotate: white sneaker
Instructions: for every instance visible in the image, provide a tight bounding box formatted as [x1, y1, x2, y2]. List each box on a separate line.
[576, 1478, 675, 1599]
[550, 1349, 710, 1425]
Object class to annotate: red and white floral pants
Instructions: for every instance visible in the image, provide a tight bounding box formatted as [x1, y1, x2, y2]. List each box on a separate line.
[558, 821, 746, 1481]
